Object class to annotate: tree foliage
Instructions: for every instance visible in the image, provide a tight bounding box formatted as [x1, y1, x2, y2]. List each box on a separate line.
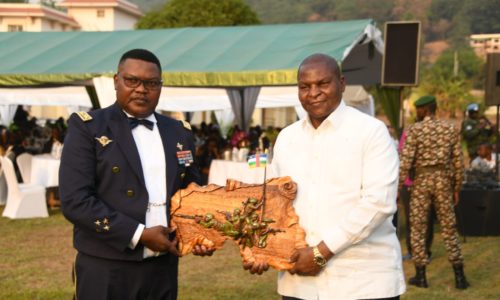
[136, 0, 259, 29]
[420, 48, 483, 117]
[463, 0, 500, 34]
[133, 0, 500, 43]
[427, 0, 500, 45]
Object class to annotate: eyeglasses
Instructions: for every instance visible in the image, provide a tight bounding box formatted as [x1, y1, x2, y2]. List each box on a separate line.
[119, 74, 163, 90]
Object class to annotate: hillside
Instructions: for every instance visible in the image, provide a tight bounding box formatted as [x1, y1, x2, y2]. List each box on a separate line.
[131, 0, 500, 46]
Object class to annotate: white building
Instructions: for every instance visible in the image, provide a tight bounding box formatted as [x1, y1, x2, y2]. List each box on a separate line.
[57, 0, 143, 31]
[0, 0, 143, 119]
[0, 0, 142, 32]
[0, 3, 80, 32]
[470, 33, 500, 58]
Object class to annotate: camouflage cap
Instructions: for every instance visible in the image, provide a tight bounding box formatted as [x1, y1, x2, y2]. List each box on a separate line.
[414, 95, 436, 107]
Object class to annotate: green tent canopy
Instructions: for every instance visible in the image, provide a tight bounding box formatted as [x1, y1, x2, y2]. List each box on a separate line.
[0, 19, 383, 87]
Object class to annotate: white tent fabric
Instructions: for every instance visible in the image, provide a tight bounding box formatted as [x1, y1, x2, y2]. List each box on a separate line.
[0, 86, 93, 125]
[227, 87, 261, 131]
[257, 85, 375, 117]
[92, 76, 231, 111]
[0, 105, 18, 126]
[213, 108, 235, 138]
[160, 88, 230, 112]
[0, 80, 373, 127]
[91, 78, 373, 113]
[93, 76, 115, 108]
[0, 87, 92, 107]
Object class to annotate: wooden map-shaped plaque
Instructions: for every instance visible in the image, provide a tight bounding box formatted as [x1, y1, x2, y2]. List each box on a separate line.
[170, 176, 307, 271]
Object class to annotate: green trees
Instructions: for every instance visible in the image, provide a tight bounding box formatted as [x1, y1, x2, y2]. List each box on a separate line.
[136, 0, 259, 29]
[420, 48, 483, 117]
[464, 0, 500, 34]
[428, 0, 500, 46]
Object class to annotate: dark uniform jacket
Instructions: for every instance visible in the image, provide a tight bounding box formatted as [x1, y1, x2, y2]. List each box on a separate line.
[59, 102, 201, 261]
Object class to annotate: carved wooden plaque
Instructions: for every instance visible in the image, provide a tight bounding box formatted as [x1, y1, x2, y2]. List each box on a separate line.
[170, 176, 307, 271]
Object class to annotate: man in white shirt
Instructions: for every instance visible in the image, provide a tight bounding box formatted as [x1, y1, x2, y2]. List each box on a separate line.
[471, 143, 497, 172]
[245, 53, 405, 300]
[60, 49, 212, 299]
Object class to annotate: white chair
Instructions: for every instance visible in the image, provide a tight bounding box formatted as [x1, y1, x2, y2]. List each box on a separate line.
[1, 156, 48, 219]
[16, 152, 33, 184]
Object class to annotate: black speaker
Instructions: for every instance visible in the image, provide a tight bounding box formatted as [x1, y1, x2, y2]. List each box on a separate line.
[457, 189, 500, 236]
[381, 21, 421, 86]
[485, 53, 500, 106]
[457, 190, 488, 236]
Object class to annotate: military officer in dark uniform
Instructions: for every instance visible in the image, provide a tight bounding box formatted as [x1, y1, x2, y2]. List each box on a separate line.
[60, 49, 211, 300]
[399, 95, 469, 290]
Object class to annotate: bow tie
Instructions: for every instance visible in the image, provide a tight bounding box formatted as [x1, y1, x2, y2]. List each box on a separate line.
[128, 117, 154, 130]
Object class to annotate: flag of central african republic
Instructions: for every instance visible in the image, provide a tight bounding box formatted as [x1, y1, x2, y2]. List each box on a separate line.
[247, 153, 267, 168]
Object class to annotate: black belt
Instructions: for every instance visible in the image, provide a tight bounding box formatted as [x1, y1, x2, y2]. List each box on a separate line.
[415, 165, 447, 176]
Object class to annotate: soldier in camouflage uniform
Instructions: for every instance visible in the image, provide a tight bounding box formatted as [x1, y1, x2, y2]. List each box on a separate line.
[399, 95, 470, 290]
[461, 103, 493, 162]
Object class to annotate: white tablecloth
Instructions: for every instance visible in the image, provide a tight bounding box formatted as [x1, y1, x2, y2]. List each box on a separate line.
[208, 159, 273, 186]
[31, 154, 60, 187]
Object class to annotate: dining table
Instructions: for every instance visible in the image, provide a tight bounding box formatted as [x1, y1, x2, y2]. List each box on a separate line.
[30, 154, 61, 188]
[208, 159, 273, 186]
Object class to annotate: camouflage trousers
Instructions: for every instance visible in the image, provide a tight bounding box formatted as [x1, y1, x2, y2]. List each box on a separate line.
[410, 171, 464, 266]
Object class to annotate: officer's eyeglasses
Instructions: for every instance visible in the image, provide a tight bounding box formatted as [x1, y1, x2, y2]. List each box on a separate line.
[119, 74, 163, 90]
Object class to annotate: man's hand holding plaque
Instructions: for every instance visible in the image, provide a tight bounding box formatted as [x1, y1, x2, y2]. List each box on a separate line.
[170, 177, 307, 271]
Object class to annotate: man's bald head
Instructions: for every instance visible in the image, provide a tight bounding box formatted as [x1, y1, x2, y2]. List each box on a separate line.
[296, 53, 346, 129]
[298, 53, 342, 80]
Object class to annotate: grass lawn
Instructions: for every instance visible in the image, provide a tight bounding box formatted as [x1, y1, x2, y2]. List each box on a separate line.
[0, 207, 498, 300]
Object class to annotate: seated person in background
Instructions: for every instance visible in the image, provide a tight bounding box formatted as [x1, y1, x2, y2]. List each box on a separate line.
[196, 137, 221, 184]
[471, 143, 497, 172]
[0, 125, 8, 152]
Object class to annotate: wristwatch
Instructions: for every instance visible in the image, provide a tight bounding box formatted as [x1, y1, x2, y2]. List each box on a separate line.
[312, 246, 327, 268]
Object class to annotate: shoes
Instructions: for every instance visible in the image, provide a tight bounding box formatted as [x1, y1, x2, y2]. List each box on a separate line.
[408, 265, 428, 288]
[453, 264, 470, 290]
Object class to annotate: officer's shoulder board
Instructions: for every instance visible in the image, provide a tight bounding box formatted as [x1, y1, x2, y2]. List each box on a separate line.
[76, 111, 93, 122]
[180, 120, 191, 131]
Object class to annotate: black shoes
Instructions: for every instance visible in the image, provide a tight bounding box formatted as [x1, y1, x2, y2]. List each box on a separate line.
[409, 264, 470, 290]
[453, 264, 470, 290]
[408, 265, 428, 288]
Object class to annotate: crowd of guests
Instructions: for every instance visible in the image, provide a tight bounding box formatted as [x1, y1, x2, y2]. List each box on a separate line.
[0, 105, 284, 188]
[192, 122, 281, 184]
[1, 103, 497, 188]
[0, 106, 67, 182]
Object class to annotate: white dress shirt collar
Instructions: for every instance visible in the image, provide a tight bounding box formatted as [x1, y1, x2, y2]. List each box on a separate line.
[301, 100, 347, 131]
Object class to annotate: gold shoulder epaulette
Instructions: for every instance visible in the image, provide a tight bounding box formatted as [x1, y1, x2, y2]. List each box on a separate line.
[181, 120, 191, 130]
[76, 111, 92, 122]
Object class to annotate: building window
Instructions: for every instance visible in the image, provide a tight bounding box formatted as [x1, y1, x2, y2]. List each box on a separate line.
[7, 25, 23, 32]
[97, 9, 105, 18]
